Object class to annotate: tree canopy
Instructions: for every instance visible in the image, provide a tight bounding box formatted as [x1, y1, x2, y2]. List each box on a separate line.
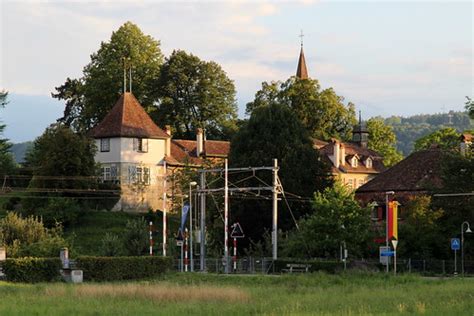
[228, 103, 332, 244]
[414, 127, 461, 151]
[153, 50, 238, 139]
[366, 117, 403, 167]
[0, 91, 16, 175]
[246, 77, 357, 141]
[466, 97, 474, 119]
[281, 183, 372, 258]
[53, 22, 164, 131]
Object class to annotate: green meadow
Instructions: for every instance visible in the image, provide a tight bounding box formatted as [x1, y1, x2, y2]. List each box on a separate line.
[0, 272, 473, 315]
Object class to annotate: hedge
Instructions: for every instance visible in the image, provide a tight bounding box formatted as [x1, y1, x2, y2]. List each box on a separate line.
[76, 256, 172, 281]
[274, 259, 344, 274]
[3, 257, 61, 283]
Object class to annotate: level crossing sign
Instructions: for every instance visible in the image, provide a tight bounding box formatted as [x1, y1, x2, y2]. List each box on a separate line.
[451, 238, 460, 251]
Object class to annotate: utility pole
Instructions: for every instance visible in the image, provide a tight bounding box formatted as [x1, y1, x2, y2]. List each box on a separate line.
[200, 171, 206, 271]
[224, 159, 229, 273]
[272, 159, 278, 260]
[162, 161, 167, 256]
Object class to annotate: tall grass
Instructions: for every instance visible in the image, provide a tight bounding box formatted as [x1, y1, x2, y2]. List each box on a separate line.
[0, 273, 473, 315]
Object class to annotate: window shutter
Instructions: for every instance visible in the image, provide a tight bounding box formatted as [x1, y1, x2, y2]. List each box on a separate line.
[143, 139, 148, 152]
[133, 138, 138, 151]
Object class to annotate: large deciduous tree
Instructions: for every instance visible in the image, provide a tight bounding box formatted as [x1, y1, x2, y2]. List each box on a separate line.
[281, 183, 372, 258]
[246, 77, 357, 141]
[367, 117, 403, 167]
[228, 103, 332, 246]
[53, 22, 164, 131]
[414, 127, 461, 151]
[154, 50, 238, 139]
[466, 96, 474, 119]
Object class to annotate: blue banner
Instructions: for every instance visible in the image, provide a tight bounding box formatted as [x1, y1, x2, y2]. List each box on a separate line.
[180, 203, 190, 232]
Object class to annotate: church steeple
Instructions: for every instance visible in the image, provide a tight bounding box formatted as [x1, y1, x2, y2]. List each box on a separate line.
[296, 30, 309, 79]
[352, 111, 369, 148]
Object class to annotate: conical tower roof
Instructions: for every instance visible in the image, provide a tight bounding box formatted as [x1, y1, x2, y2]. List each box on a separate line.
[296, 46, 309, 79]
[90, 92, 169, 139]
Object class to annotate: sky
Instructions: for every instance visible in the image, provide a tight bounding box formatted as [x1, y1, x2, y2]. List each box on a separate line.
[0, 0, 473, 143]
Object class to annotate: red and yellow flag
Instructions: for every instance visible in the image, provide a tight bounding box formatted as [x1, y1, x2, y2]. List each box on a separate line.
[388, 201, 398, 240]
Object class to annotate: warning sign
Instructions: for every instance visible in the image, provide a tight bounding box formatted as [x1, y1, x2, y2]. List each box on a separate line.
[230, 223, 245, 238]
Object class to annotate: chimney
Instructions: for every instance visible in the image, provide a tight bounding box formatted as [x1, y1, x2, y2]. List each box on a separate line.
[331, 139, 340, 169]
[340, 143, 345, 166]
[196, 128, 204, 157]
[164, 125, 171, 157]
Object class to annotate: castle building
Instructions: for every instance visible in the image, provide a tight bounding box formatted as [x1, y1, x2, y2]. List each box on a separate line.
[90, 92, 229, 212]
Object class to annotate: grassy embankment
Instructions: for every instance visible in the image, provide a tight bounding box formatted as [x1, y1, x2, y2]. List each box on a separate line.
[0, 273, 473, 315]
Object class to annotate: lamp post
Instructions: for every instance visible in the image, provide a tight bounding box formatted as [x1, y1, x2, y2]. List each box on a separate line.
[385, 191, 395, 273]
[461, 221, 472, 277]
[189, 181, 198, 272]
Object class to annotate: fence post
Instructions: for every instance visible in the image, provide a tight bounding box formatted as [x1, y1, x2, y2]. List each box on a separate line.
[442, 260, 445, 276]
[423, 260, 426, 274]
[408, 258, 411, 273]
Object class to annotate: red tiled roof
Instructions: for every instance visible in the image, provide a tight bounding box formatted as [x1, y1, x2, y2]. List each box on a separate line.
[356, 148, 444, 193]
[317, 140, 385, 174]
[90, 93, 169, 139]
[461, 133, 473, 142]
[167, 139, 230, 166]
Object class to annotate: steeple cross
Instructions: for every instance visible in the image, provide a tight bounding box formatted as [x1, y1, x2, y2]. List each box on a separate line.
[299, 30, 304, 47]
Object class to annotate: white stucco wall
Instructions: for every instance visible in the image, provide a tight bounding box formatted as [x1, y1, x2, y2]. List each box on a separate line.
[95, 138, 122, 163]
[120, 138, 166, 164]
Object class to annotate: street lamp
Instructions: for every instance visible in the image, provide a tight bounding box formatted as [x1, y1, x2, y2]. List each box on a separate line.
[189, 181, 198, 272]
[385, 191, 395, 273]
[461, 221, 472, 277]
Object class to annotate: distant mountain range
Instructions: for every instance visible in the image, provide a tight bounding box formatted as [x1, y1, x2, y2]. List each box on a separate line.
[383, 111, 473, 156]
[10, 141, 33, 164]
[8, 111, 472, 163]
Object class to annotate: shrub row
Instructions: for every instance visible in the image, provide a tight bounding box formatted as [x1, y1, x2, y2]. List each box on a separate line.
[3, 257, 61, 282]
[76, 256, 173, 281]
[274, 259, 344, 274]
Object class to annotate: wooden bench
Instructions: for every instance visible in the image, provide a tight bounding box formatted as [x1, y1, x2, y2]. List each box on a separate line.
[282, 263, 311, 273]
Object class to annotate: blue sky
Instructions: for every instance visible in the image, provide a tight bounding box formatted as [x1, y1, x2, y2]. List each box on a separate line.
[1, 0, 472, 143]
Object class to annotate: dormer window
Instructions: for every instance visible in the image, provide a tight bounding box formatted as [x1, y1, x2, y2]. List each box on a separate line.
[133, 138, 148, 153]
[365, 158, 373, 168]
[351, 156, 358, 168]
[100, 138, 110, 152]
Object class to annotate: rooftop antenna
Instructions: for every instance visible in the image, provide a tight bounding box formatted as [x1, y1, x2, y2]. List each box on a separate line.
[299, 29, 304, 47]
[122, 57, 127, 93]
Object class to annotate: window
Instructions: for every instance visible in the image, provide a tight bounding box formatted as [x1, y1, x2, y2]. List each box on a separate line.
[365, 158, 372, 168]
[358, 179, 365, 187]
[100, 138, 110, 152]
[347, 179, 353, 188]
[128, 165, 150, 185]
[351, 157, 358, 168]
[101, 165, 118, 182]
[133, 138, 148, 153]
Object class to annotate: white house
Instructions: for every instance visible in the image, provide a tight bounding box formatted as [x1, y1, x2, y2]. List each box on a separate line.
[90, 92, 230, 212]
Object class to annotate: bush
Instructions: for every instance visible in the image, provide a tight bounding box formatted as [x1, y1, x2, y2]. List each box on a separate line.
[0, 212, 69, 258]
[76, 256, 172, 281]
[274, 259, 344, 274]
[99, 233, 124, 256]
[123, 218, 148, 256]
[3, 257, 61, 282]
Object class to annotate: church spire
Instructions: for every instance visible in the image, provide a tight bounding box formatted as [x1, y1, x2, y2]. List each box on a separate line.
[296, 30, 309, 79]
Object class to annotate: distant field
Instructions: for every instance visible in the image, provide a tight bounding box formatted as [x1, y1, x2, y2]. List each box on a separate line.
[0, 273, 473, 315]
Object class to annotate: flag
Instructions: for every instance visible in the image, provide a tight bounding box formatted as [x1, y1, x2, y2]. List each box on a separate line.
[388, 201, 398, 240]
[388, 201, 394, 239]
[392, 202, 398, 240]
[180, 203, 190, 233]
